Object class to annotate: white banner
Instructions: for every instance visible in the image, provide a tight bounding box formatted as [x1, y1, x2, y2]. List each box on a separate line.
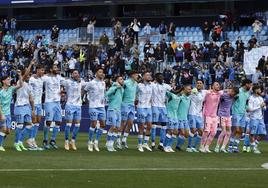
[243, 46, 268, 75]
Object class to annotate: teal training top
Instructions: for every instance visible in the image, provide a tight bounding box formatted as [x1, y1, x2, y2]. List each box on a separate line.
[106, 83, 124, 111]
[0, 86, 16, 115]
[177, 94, 191, 121]
[122, 78, 137, 105]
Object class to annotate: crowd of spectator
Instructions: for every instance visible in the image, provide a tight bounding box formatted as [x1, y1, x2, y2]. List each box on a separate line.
[0, 16, 268, 92]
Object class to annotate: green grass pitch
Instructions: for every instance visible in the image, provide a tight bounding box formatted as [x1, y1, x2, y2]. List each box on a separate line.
[0, 132, 268, 188]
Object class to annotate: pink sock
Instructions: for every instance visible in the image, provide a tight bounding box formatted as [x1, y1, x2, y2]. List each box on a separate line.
[201, 131, 209, 146]
[216, 130, 226, 146]
[206, 132, 216, 146]
[223, 131, 231, 147]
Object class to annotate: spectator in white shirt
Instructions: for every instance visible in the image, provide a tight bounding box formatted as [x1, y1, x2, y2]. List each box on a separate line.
[143, 23, 152, 41]
[130, 18, 141, 44]
[252, 20, 262, 41]
[87, 20, 95, 43]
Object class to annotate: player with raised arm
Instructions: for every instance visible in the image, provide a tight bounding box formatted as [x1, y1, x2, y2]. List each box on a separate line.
[229, 79, 252, 153]
[247, 85, 267, 154]
[151, 73, 171, 150]
[105, 76, 124, 152]
[28, 64, 45, 150]
[63, 70, 86, 151]
[0, 72, 23, 151]
[199, 82, 223, 153]
[175, 85, 192, 151]
[84, 67, 106, 152]
[214, 87, 239, 153]
[14, 61, 36, 151]
[187, 80, 207, 152]
[117, 70, 138, 149]
[136, 71, 153, 152]
[42, 64, 65, 149]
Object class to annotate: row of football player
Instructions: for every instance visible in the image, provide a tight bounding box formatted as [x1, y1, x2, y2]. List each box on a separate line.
[0, 61, 266, 153]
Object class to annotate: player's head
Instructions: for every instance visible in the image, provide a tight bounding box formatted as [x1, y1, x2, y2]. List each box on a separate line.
[142, 71, 151, 82]
[128, 70, 138, 81]
[241, 79, 252, 91]
[252, 85, 262, 96]
[95, 67, 104, 80]
[21, 68, 31, 82]
[228, 86, 239, 97]
[212, 81, 221, 91]
[183, 84, 192, 96]
[36, 64, 45, 77]
[196, 79, 204, 91]
[49, 64, 58, 75]
[1, 75, 11, 87]
[115, 75, 124, 86]
[155, 73, 164, 84]
[71, 69, 80, 81]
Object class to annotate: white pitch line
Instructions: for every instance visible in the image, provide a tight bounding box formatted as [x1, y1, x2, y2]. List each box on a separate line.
[0, 167, 266, 172]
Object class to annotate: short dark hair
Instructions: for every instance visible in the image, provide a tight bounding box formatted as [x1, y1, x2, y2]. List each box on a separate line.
[36, 64, 45, 70]
[1, 75, 9, 84]
[128, 70, 138, 76]
[252, 85, 261, 93]
[241, 79, 252, 86]
[95, 66, 104, 72]
[142, 70, 151, 76]
[154, 72, 163, 78]
[231, 87, 240, 95]
[71, 69, 79, 74]
[196, 79, 204, 83]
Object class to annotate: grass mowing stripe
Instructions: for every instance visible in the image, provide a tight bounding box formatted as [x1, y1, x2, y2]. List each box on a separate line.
[0, 167, 266, 172]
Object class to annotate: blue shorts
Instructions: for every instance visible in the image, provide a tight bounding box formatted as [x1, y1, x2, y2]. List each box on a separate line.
[188, 115, 204, 129]
[89, 107, 106, 121]
[65, 104, 82, 121]
[14, 105, 32, 124]
[178, 120, 190, 130]
[0, 115, 12, 129]
[106, 109, 121, 127]
[137, 108, 152, 123]
[167, 118, 179, 130]
[44, 102, 62, 122]
[121, 103, 135, 121]
[232, 114, 246, 128]
[152, 107, 167, 123]
[249, 119, 267, 135]
[35, 104, 43, 117]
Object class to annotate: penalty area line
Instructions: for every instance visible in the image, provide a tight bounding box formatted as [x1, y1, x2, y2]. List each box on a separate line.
[0, 167, 266, 172]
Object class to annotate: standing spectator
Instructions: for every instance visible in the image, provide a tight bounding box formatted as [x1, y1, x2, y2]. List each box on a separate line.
[114, 20, 122, 39]
[258, 56, 266, 72]
[87, 21, 95, 43]
[130, 18, 141, 44]
[143, 23, 152, 41]
[99, 32, 109, 51]
[213, 24, 222, 41]
[202, 21, 210, 41]
[125, 25, 134, 43]
[175, 43, 184, 65]
[166, 44, 175, 65]
[159, 21, 167, 40]
[252, 67, 263, 84]
[252, 20, 262, 41]
[2, 31, 12, 45]
[248, 35, 257, 50]
[221, 21, 228, 41]
[167, 22, 176, 42]
[10, 18, 16, 39]
[51, 25, 59, 43]
[3, 19, 9, 34]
